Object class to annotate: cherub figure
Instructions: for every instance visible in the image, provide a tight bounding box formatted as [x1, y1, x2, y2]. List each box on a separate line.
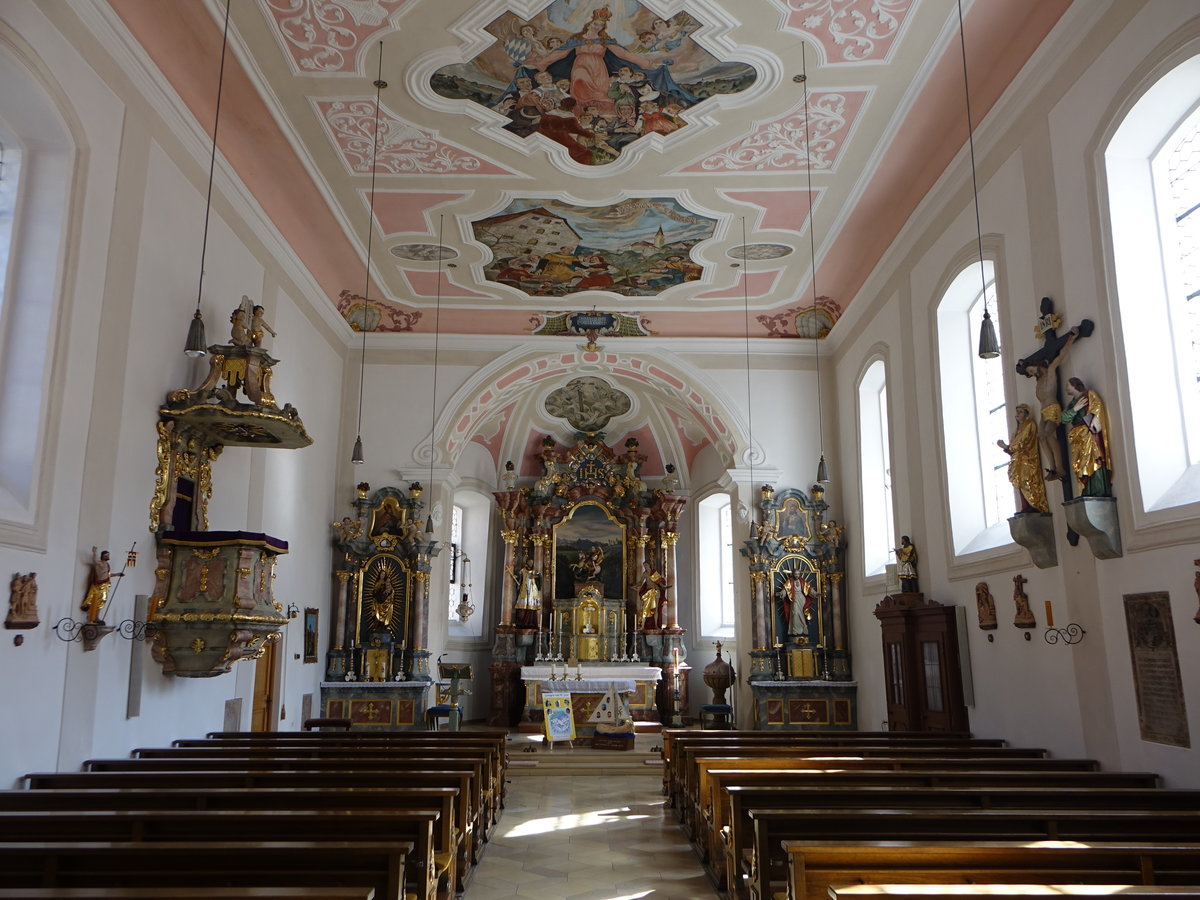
[251, 305, 276, 348]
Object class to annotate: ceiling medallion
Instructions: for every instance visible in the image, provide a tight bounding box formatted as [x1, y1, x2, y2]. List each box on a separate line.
[728, 243, 793, 260]
[473, 197, 715, 297]
[545, 376, 632, 435]
[389, 243, 458, 261]
[430, 2, 756, 167]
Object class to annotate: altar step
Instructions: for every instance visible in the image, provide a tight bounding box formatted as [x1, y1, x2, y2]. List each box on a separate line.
[505, 730, 665, 776]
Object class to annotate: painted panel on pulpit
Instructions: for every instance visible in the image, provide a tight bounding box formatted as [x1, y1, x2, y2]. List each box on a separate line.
[553, 502, 624, 600]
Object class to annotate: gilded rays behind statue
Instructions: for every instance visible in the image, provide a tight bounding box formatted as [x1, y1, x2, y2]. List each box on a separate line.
[431, 3, 756, 166]
[473, 197, 717, 297]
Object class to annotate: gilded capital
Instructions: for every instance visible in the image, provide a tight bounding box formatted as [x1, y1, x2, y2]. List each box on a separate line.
[529, 534, 550, 547]
[500, 529, 520, 545]
[662, 532, 680, 547]
[335, 570, 354, 583]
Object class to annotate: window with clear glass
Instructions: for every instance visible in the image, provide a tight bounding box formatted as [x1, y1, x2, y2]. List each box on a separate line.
[447, 503, 463, 621]
[858, 360, 895, 576]
[937, 259, 1011, 555]
[1105, 52, 1200, 513]
[698, 493, 735, 638]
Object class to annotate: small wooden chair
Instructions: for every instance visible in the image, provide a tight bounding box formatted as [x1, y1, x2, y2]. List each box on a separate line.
[698, 704, 733, 729]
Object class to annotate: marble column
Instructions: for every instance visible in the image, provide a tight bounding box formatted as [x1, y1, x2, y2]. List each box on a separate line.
[530, 532, 549, 628]
[499, 529, 519, 626]
[332, 570, 352, 650]
[663, 531, 680, 629]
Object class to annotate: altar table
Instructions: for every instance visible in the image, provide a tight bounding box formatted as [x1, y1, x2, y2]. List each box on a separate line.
[520, 665, 662, 729]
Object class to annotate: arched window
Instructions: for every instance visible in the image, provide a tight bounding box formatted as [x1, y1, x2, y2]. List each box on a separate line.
[857, 359, 895, 577]
[1104, 51, 1200, 514]
[937, 259, 1011, 554]
[447, 489, 490, 639]
[0, 42, 73, 547]
[697, 492, 735, 638]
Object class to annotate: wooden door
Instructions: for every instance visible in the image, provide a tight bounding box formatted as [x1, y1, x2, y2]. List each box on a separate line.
[251, 638, 277, 732]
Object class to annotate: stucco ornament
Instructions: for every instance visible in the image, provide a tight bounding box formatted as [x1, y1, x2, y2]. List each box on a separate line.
[544, 376, 631, 434]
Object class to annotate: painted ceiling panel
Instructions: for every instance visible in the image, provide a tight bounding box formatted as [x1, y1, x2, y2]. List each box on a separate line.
[110, 0, 1072, 341]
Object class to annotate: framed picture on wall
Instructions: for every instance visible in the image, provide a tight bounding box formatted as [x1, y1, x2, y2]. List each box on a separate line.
[303, 607, 319, 664]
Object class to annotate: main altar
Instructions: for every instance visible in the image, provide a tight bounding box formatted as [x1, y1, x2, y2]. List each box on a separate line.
[488, 428, 688, 730]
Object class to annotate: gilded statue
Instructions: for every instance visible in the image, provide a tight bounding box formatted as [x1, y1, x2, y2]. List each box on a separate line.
[509, 561, 542, 628]
[637, 560, 670, 628]
[81, 547, 122, 624]
[894, 535, 918, 593]
[997, 403, 1049, 513]
[1061, 377, 1112, 497]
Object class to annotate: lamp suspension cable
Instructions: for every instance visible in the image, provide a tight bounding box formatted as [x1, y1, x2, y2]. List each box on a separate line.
[185, 0, 233, 359]
[351, 42, 387, 465]
[800, 42, 829, 485]
[957, 0, 999, 359]
[426, 214, 445, 533]
[741, 217, 756, 536]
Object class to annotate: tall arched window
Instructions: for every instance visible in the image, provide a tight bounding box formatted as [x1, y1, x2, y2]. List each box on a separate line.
[0, 41, 73, 547]
[858, 359, 895, 577]
[697, 492, 735, 639]
[937, 259, 1011, 554]
[446, 489, 490, 639]
[1104, 51, 1200, 514]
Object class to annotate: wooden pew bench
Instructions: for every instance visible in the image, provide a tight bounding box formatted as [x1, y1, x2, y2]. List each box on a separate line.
[0, 840, 409, 900]
[747, 810, 1200, 900]
[661, 733, 1009, 805]
[700, 766, 1161, 857]
[829, 885, 1200, 900]
[0, 786, 464, 897]
[0, 809, 440, 900]
[678, 752, 1087, 836]
[780, 841, 1200, 900]
[78, 754, 497, 843]
[125, 744, 506, 829]
[0, 890, 377, 900]
[719, 787, 1200, 896]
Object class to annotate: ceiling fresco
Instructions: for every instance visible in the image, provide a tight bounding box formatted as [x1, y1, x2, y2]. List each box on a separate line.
[472, 197, 717, 298]
[430, 3, 756, 167]
[110, 0, 1074, 341]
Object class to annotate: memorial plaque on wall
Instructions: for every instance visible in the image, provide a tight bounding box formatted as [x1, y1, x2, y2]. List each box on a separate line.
[1123, 592, 1190, 748]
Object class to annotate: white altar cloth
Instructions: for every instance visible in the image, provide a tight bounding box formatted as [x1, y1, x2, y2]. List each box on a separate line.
[521, 665, 661, 682]
[531, 679, 637, 694]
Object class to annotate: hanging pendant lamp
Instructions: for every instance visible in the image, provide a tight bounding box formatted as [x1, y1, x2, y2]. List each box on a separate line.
[184, 0, 233, 358]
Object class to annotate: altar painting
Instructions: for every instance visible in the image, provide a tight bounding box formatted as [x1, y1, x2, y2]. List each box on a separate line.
[473, 197, 715, 297]
[430, 3, 756, 166]
[553, 502, 625, 600]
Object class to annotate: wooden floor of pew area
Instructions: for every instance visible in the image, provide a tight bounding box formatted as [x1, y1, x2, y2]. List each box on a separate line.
[5, 728, 512, 900]
[660, 728, 1200, 900]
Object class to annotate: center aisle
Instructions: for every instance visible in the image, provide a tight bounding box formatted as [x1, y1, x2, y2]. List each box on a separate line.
[466, 741, 719, 899]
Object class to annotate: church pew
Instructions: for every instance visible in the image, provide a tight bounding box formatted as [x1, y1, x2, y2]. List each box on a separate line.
[0, 891, 377, 900]
[779, 841, 1200, 900]
[746, 809, 1200, 900]
[829, 886, 1200, 900]
[676, 749, 1071, 833]
[701, 769, 1165, 878]
[79, 754, 498, 841]
[717, 787, 1200, 896]
[127, 743, 505, 827]
[661, 732, 1009, 804]
[0, 786, 464, 897]
[25, 766, 483, 857]
[0, 840, 408, 899]
[0, 809, 440, 900]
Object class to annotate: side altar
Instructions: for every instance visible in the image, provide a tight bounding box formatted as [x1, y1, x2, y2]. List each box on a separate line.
[319, 482, 441, 730]
[741, 484, 856, 730]
[488, 429, 689, 728]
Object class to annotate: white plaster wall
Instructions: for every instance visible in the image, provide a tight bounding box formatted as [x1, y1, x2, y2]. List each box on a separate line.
[0, 2, 346, 784]
[833, 0, 1200, 785]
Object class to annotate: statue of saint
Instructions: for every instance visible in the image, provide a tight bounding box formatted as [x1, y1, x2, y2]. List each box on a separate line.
[510, 561, 542, 628]
[1061, 377, 1112, 497]
[778, 573, 815, 641]
[997, 403, 1049, 513]
[637, 560, 670, 628]
[895, 536, 918, 593]
[81, 547, 121, 624]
